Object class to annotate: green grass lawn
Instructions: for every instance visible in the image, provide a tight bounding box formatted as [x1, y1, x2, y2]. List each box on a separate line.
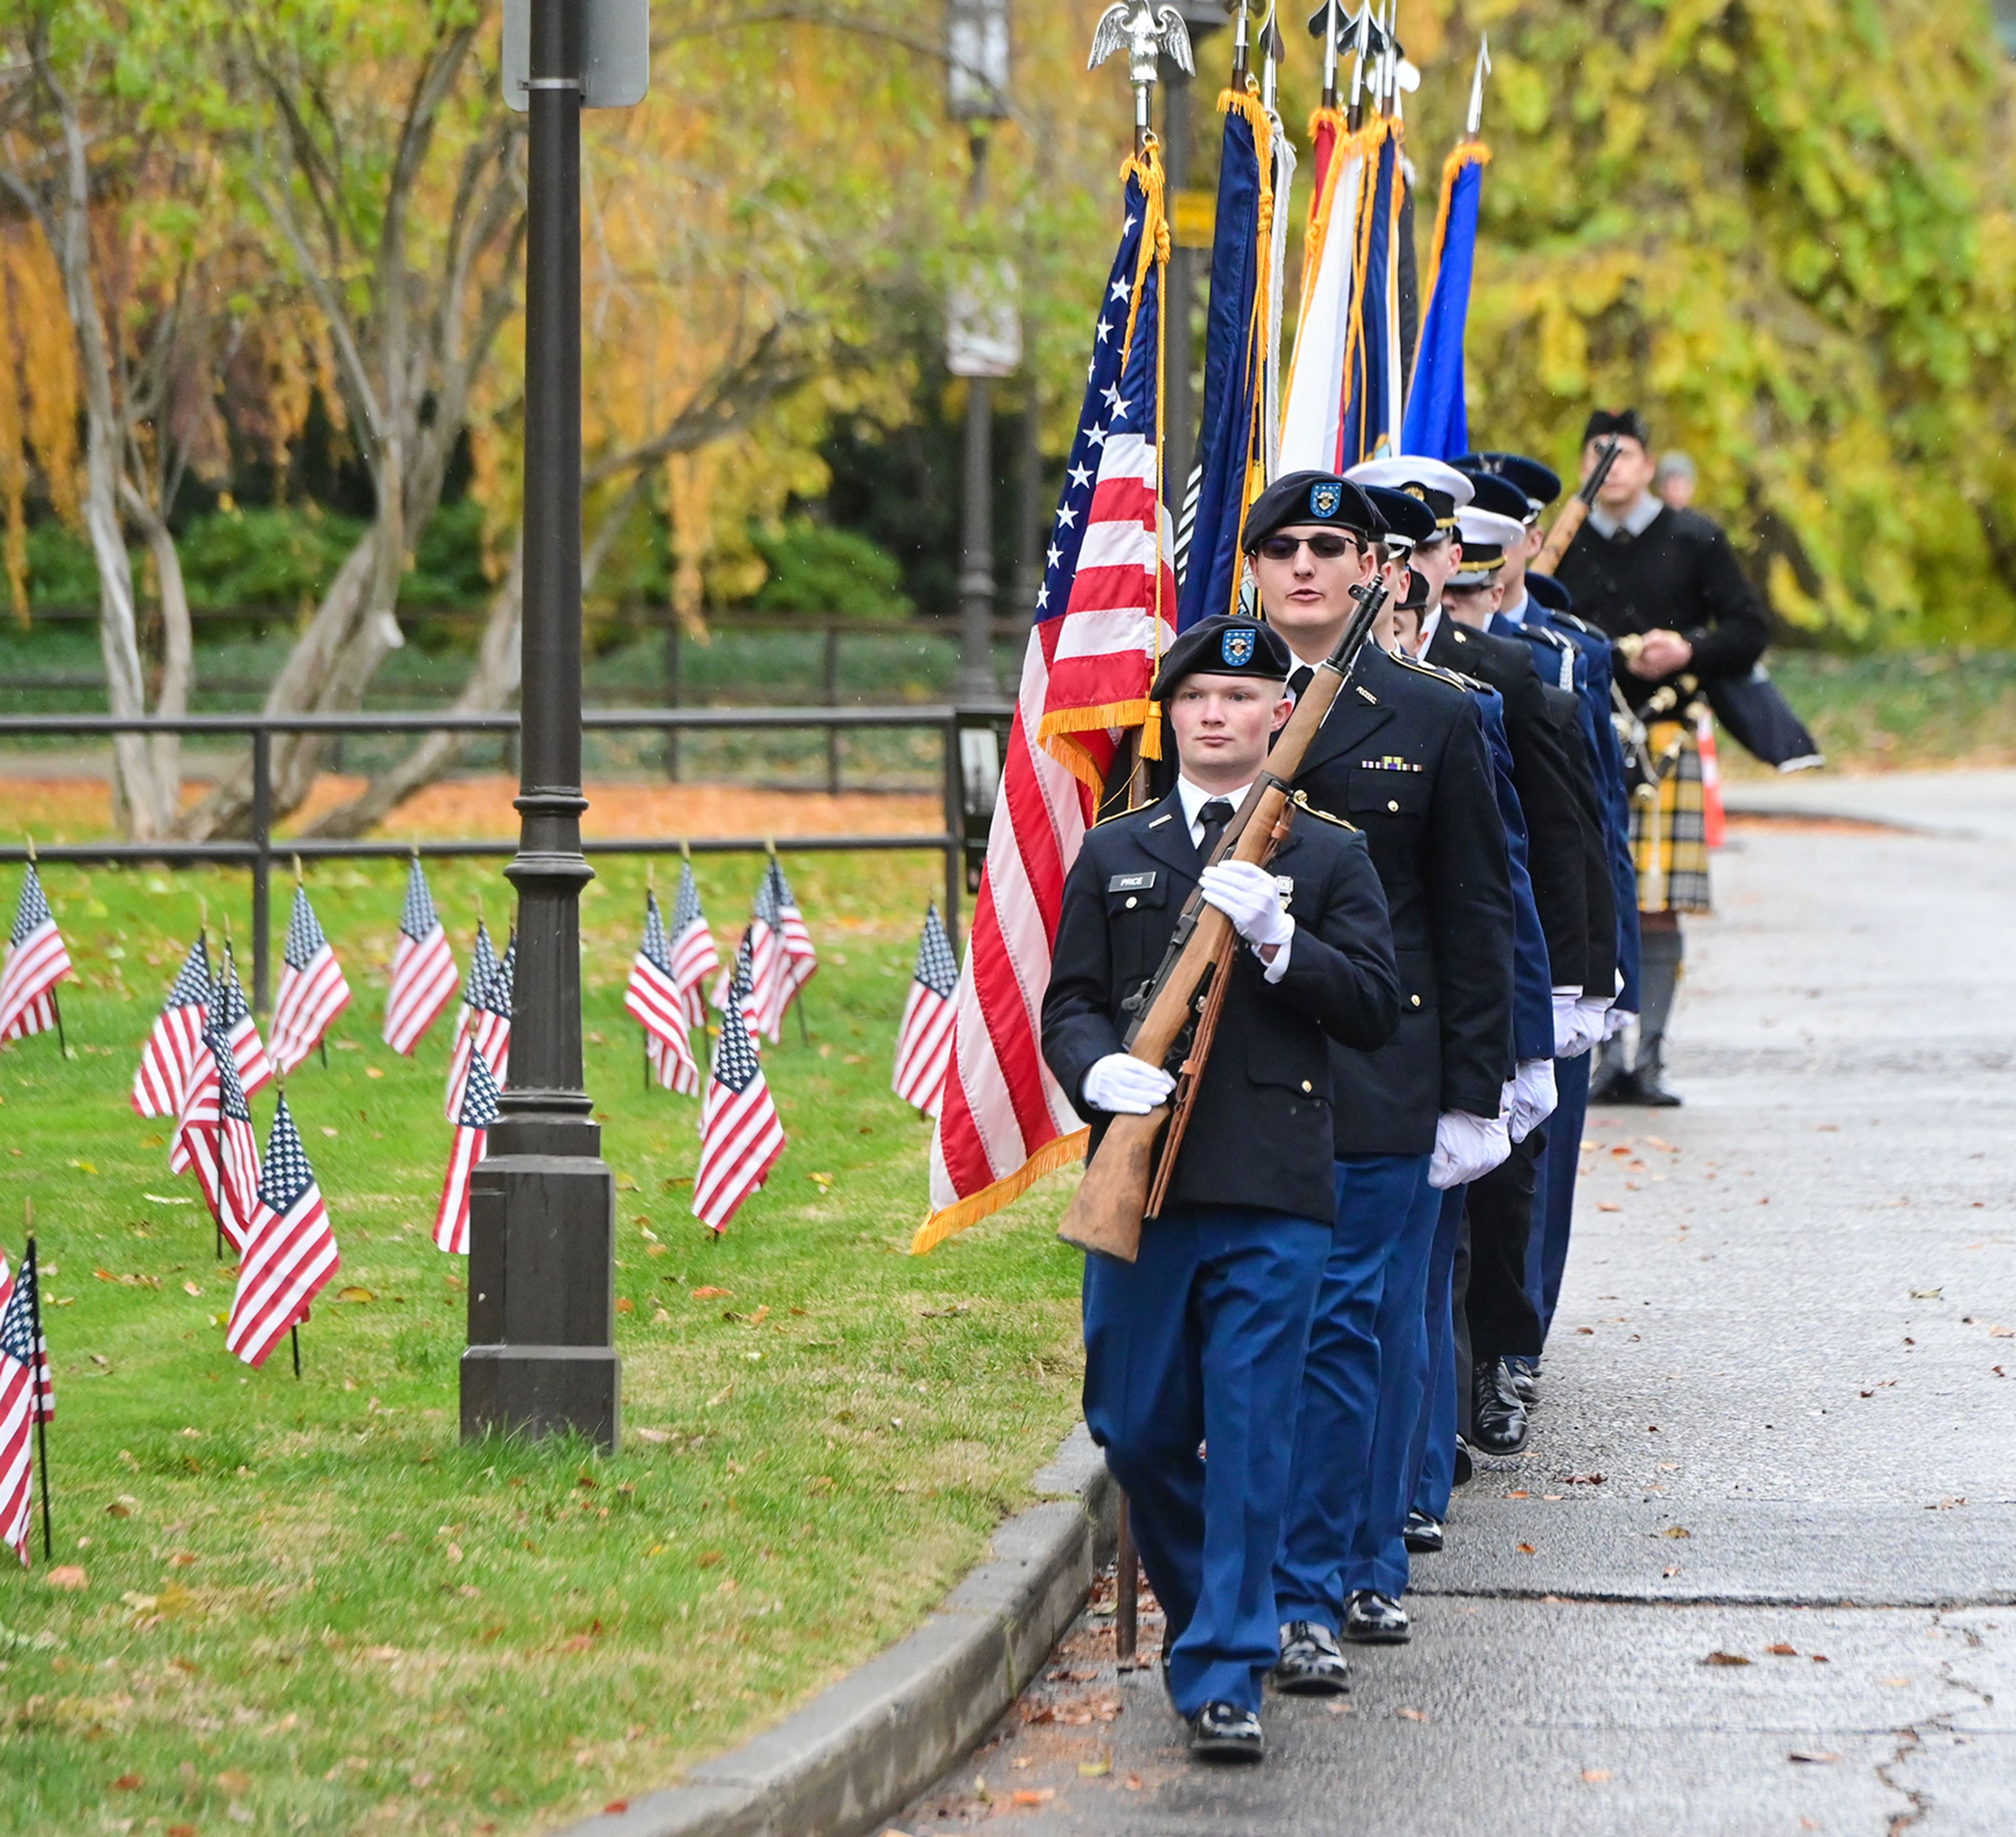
[0, 853, 1087, 1836]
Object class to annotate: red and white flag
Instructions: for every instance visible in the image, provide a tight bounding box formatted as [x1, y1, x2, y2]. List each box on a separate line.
[667, 859, 719, 1026]
[132, 935, 211, 1117]
[169, 994, 225, 1223]
[711, 929, 765, 1051]
[893, 902, 959, 1119]
[920, 160, 1174, 1251]
[748, 857, 817, 1043]
[692, 979, 785, 1236]
[0, 1243, 44, 1567]
[213, 947, 274, 1097]
[434, 1048, 502, 1255]
[0, 863, 74, 1047]
[226, 1095, 340, 1369]
[444, 921, 502, 1120]
[209, 1018, 266, 1255]
[626, 889, 698, 1095]
[384, 858, 459, 1055]
[269, 886, 350, 1074]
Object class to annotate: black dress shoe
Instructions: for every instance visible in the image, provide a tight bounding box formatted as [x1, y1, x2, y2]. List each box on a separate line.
[1190, 1700, 1265, 1761]
[1342, 1590, 1410, 1644]
[1273, 1620, 1351, 1695]
[1507, 1358, 1540, 1406]
[1453, 1436, 1474, 1487]
[1588, 1051, 1635, 1105]
[1403, 1509, 1444, 1554]
[1472, 1357, 1530, 1455]
[1634, 1075, 1683, 1107]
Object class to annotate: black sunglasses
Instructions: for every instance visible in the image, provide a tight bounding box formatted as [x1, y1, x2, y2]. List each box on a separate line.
[1256, 531, 1362, 562]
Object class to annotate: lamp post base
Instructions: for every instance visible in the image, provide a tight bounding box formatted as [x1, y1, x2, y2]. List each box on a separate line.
[462, 1143, 620, 1450]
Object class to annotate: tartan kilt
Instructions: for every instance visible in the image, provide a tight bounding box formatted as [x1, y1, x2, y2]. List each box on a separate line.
[1630, 720, 1711, 914]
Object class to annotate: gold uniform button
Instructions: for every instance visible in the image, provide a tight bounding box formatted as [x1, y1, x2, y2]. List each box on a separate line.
[1410, 993, 1422, 1007]
[1388, 799, 1400, 813]
[1125, 896, 1138, 909]
[1300, 1079, 1313, 1093]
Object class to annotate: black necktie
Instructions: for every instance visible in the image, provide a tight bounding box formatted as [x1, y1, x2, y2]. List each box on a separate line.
[1287, 665, 1315, 702]
[1195, 797, 1234, 863]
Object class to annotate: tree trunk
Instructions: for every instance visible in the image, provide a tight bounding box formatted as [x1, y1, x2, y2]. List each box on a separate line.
[128, 495, 192, 827]
[299, 540, 524, 839]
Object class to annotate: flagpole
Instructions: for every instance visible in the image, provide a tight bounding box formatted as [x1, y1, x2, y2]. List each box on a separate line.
[291, 1324, 301, 1380]
[26, 1205, 51, 1561]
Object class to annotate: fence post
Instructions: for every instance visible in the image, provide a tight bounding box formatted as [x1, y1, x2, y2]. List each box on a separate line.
[941, 712, 963, 954]
[250, 726, 272, 1014]
[823, 621, 842, 795]
[663, 612, 681, 782]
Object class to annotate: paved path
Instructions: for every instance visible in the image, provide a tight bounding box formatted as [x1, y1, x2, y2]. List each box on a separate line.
[895, 795, 2016, 1835]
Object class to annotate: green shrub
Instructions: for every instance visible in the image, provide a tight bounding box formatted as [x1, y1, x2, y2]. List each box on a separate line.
[748, 519, 913, 618]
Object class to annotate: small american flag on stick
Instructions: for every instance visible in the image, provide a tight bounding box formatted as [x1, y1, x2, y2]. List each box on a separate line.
[892, 904, 959, 1119]
[0, 860, 74, 1048]
[0, 1232, 51, 1567]
[444, 921, 502, 1120]
[269, 883, 351, 1074]
[209, 1016, 265, 1255]
[434, 1048, 502, 1255]
[227, 1094, 340, 1370]
[133, 935, 211, 1117]
[169, 997, 225, 1226]
[214, 945, 274, 1097]
[692, 979, 785, 1236]
[711, 929, 765, 1050]
[668, 857, 719, 1026]
[626, 888, 698, 1095]
[748, 854, 817, 1043]
[384, 857, 459, 1055]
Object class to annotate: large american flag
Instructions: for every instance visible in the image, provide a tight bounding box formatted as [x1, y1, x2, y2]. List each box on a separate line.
[209, 1015, 265, 1255]
[227, 1094, 340, 1369]
[132, 935, 211, 1117]
[435, 1046, 502, 1255]
[0, 1242, 47, 1567]
[892, 902, 958, 1119]
[626, 889, 699, 1095]
[384, 858, 459, 1055]
[0, 863, 74, 1047]
[919, 153, 1175, 1250]
[692, 979, 785, 1236]
[269, 886, 351, 1074]
[214, 947, 274, 1097]
[444, 921, 502, 1120]
[668, 859, 719, 1026]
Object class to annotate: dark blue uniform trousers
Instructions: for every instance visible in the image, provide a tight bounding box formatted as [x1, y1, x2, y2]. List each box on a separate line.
[1408, 1184, 1470, 1525]
[1082, 1202, 1330, 1717]
[1528, 1048, 1592, 1340]
[1274, 1151, 1439, 1624]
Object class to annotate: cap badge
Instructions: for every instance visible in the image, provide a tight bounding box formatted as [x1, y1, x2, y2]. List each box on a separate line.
[1220, 626, 1256, 668]
[1308, 480, 1342, 519]
[1402, 482, 1428, 503]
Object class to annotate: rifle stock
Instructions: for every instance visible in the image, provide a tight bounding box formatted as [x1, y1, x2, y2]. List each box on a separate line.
[1532, 434, 1621, 576]
[1056, 578, 1388, 1262]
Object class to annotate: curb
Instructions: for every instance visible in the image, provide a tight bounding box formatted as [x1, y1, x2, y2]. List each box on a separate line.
[562, 1425, 1117, 1837]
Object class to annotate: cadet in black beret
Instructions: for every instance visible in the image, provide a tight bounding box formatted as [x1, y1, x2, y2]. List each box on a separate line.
[1242, 470, 1382, 553]
[1150, 614, 1293, 704]
[1583, 406, 1652, 450]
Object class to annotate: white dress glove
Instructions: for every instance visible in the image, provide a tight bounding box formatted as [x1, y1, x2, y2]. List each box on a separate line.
[1552, 990, 1595, 1059]
[1429, 1109, 1513, 1191]
[1506, 1058, 1558, 1144]
[1602, 1004, 1635, 1042]
[1082, 1053, 1176, 1116]
[1575, 992, 1614, 1047]
[1198, 859, 1295, 948]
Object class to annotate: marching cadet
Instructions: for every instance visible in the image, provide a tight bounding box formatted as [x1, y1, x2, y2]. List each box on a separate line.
[1043, 612, 1401, 1763]
[1243, 468, 1514, 1682]
[1556, 408, 1769, 1106]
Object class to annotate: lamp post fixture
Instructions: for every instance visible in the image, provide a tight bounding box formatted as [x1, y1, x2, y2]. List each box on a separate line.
[947, 0, 1014, 702]
[464, 0, 646, 1451]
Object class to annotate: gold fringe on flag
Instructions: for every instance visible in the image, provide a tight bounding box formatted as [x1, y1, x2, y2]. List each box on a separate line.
[1423, 141, 1491, 311]
[911, 1127, 1090, 1254]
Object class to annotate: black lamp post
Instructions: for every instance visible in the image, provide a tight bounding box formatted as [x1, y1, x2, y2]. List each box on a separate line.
[463, 0, 625, 1450]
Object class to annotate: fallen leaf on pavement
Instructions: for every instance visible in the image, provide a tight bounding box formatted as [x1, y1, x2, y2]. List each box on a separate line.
[1880, 1676, 1910, 1686]
[1124, 1776, 1143, 1791]
[1662, 1566, 1682, 1578]
[1516, 1542, 1537, 1555]
[1663, 1526, 1691, 1539]
[1581, 1769, 1611, 1783]
[1011, 1789, 1056, 1805]
[1789, 1751, 1842, 1765]
[1766, 1643, 1798, 1656]
[1598, 1202, 1621, 1213]
[1078, 1755, 1111, 1778]
[1701, 1652, 1751, 1667]
[1398, 1707, 1428, 1721]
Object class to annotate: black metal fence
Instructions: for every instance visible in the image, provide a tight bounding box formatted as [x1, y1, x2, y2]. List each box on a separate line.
[0, 705, 1016, 1011]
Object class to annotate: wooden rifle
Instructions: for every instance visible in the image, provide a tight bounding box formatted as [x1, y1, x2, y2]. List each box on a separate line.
[1056, 574, 1392, 1262]
[1531, 434, 1621, 576]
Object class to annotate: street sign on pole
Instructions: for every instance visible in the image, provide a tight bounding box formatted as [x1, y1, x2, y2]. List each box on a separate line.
[503, 0, 650, 111]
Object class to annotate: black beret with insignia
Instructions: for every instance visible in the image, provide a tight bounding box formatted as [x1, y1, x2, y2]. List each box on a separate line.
[1150, 614, 1294, 701]
[1242, 469, 1381, 551]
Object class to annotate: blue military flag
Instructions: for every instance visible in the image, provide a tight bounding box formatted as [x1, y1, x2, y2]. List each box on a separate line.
[1400, 141, 1490, 461]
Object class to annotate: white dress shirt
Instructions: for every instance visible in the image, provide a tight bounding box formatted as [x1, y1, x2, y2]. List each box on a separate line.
[1587, 491, 1663, 541]
[1175, 774, 1292, 982]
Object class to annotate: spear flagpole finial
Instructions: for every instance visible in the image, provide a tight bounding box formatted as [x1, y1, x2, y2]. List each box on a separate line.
[1466, 33, 1493, 139]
